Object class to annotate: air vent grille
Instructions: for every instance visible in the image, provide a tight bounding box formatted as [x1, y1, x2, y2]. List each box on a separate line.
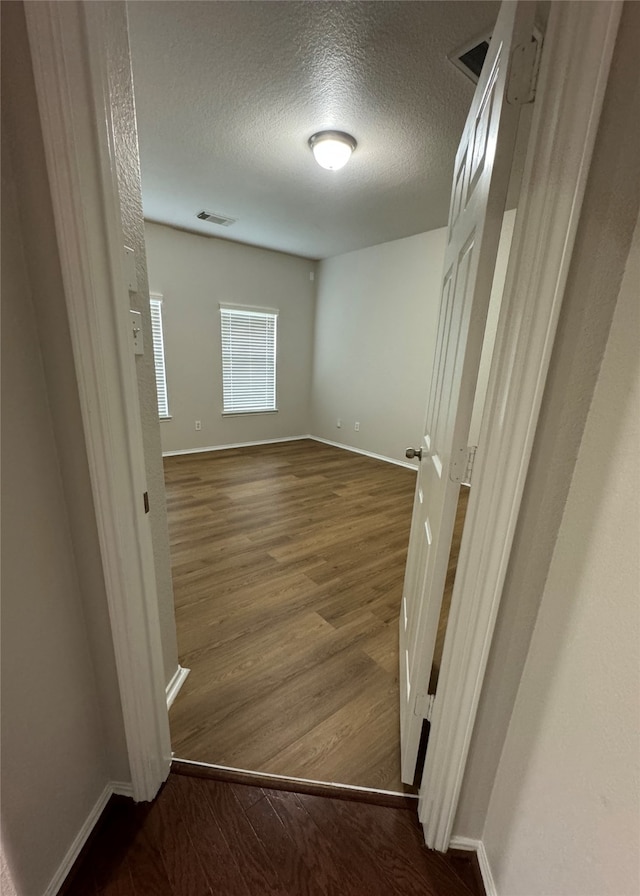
[459, 42, 490, 79]
[449, 33, 491, 84]
[196, 210, 237, 227]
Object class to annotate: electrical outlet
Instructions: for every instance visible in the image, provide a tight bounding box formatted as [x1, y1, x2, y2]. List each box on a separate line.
[336, 418, 342, 428]
[195, 420, 201, 431]
[354, 421, 360, 432]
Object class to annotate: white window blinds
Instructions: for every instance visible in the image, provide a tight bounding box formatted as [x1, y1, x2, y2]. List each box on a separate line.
[150, 295, 170, 418]
[220, 305, 278, 414]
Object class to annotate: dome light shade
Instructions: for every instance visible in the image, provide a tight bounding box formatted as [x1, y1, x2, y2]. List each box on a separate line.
[309, 131, 357, 171]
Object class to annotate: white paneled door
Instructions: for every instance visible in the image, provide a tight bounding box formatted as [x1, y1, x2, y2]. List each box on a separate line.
[400, 0, 537, 784]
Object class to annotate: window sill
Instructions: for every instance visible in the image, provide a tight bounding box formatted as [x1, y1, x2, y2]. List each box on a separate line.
[159, 415, 172, 420]
[222, 409, 279, 417]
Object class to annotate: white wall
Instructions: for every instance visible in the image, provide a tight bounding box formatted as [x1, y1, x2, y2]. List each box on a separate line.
[144, 222, 316, 453]
[1, 82, 109, 896]
[145, 217, 514, 470]
[310, 229, 447, 464]
[310, 217, 515, 466]
[145, 215, 514, 471]
[483, 213, 639, 896]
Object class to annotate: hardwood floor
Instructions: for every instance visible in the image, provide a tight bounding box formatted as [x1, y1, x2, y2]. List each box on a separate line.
[163, 439, 416, 791]
[63, 772, 483, 896]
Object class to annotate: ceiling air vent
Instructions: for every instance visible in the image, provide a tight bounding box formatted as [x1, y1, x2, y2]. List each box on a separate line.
[196, 210, 237, 227]
[449, 33, 491, 84]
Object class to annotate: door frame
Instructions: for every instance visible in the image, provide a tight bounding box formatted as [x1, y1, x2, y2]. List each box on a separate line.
[24, 0, 621, 840]
[23, 1, 172, 801]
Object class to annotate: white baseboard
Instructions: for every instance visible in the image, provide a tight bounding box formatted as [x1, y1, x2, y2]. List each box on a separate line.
[449, 835, 479, 850]
[43, 780, 135, 895]
[475, 841, 497, 896]
[110, 780, 135, 798]
[449, 836, 497, 896]
[308, 435, 417, 471]
[162, 435, 308, 457]
[166, 664, 190, 709]
[43, 785, 111, 895]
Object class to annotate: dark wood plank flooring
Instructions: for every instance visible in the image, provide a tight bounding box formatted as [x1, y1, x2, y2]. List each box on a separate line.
[63, 772, 483, 896]
[163, 440, 417, 791]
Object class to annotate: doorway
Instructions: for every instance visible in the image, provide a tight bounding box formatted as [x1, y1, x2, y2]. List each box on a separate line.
[127, 1, 513, 794]
[133, 9, 519, 793]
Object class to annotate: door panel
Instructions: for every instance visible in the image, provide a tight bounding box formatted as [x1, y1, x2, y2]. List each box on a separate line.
[400, 0, 536, 784]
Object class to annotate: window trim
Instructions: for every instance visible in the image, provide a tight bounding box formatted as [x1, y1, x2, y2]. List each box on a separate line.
[149, 293, 170, 419]
[219, 303, 279, 416]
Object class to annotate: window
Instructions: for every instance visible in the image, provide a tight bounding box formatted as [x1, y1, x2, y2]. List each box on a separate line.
[150, 294, 170, 418]
[220, 305, 278, 414]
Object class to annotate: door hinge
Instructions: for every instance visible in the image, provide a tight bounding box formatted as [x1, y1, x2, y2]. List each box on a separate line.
[507, 33, 542, 105]
[463, 445, 477, 486]
[143, 491, 150, 514]
[451, 445, 478, 484]
[449, 445, 468, 483]
[414, 692, 435, 720]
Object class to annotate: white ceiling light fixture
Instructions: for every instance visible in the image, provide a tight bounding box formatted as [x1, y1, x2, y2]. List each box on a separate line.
[309, 130, 357, 171]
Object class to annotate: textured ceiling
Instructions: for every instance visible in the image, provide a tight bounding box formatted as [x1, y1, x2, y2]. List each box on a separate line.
[128, 1, 501, 260]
